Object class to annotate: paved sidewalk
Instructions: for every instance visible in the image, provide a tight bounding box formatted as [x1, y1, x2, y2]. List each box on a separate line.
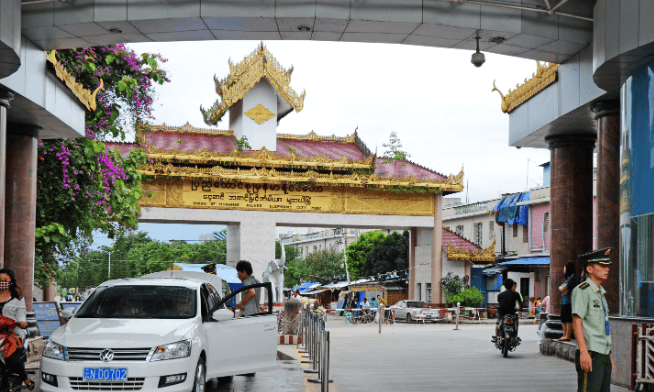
[327, 317, 630, 392]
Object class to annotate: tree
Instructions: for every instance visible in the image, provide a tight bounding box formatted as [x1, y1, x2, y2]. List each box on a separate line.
[381, 131, 411, 166]
[345, 230, 386, 280]
[363, 231, 409, 277]
[285, 250, 345, 286]
[36, 44, 169, 289]
[58, 231, 227, 288]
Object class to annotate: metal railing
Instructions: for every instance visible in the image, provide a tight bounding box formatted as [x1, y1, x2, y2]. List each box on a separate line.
[298, 308, 332, 391]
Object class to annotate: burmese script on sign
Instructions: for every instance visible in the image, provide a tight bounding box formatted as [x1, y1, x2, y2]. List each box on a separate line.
[188, 181, 334, 212]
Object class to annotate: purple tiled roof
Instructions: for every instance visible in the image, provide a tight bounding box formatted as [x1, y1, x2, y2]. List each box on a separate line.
[375, 158, 446, 180]
[144, 132, 238, 153]
[441, 228, 482, 252]
[276, 139, 366, 160]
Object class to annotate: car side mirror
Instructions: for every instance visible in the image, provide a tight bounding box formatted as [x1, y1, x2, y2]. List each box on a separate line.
[212, 308, 234, 322]
[61, 307, 76, 321]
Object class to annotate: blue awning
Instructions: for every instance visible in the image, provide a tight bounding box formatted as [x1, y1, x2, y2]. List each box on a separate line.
[497, 256, 550, 266]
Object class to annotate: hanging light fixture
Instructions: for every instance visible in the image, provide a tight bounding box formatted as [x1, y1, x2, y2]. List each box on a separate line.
[471, 34, 486, 68]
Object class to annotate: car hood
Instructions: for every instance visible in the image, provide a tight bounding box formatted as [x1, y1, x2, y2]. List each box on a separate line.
[50, 318, 196, 348]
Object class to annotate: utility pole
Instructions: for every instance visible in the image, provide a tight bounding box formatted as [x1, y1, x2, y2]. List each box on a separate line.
[107, 251, 114, 279]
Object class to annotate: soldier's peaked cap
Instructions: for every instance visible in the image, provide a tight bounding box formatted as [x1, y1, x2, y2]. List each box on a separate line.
[578, 247, 613, 266]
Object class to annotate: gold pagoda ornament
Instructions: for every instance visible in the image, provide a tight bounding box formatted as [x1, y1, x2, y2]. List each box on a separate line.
[200, 42, 306, 126]
[245, 104, 275, 125]
[492, 61, 559, 114]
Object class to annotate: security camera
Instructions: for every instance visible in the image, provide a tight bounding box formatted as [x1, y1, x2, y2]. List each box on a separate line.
[471, 34, 485, 68]
[471, 51, 485, 68]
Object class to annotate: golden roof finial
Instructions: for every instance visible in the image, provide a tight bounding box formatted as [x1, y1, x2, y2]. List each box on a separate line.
[201, 43, 306, 126]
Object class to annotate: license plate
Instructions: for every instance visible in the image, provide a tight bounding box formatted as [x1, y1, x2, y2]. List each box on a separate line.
[425, 315, 433, 318]
[504, 327, 514, 332]
[83, 368, 127, 381]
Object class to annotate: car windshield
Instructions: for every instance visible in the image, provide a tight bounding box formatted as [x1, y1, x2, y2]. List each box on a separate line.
[75, 285, 197, 319]
[407, 301, 426, 308]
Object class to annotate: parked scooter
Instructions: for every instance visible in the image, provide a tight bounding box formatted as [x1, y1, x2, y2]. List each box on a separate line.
[495, 314, 521, 357]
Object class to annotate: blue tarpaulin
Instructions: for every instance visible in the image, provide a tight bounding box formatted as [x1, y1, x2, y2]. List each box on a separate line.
[293, 281, 321, 292]
[493, 192, 530, 225]
[497, 257, 550, 266]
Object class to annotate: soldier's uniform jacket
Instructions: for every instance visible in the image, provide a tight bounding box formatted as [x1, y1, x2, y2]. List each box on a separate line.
[571, 278, 612, 355]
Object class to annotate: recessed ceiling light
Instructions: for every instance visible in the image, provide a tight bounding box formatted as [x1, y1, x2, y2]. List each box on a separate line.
[109, 28, 124, 34]
[297, 25, 311, 32]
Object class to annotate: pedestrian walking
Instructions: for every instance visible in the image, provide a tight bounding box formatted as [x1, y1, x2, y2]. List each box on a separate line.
[557, 261, 578, 341]
[572, 248, 614, 392]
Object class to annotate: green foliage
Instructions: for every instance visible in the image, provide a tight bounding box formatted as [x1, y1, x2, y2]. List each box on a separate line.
[362, 231, 409, 277]
[236, 136, 252, 153]
[35, 45, 169, 289]
[381, 131, 410, 166]
[345, 230, 386, 280]
[441, 273, 466, 305]
[57, 231, 226, 289]
[285, 250, 345, 286]
[448, 287, 484, 307]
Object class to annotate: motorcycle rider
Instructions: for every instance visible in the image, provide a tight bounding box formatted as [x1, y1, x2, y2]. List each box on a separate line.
[492, 278, 523, 342]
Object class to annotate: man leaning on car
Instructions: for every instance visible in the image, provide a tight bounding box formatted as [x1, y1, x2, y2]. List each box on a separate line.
[235, 260, 261, 317]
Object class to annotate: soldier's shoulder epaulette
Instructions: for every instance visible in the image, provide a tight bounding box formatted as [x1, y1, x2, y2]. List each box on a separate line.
[579, 282, 590, 290]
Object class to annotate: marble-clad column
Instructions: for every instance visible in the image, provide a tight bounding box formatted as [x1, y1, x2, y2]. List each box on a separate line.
[545, 133, 596, 315]
[5, 128, 38, 311]
[0, 91, 14, 268]
[431, 194, 443, 303]
[591, 100, 621, 314]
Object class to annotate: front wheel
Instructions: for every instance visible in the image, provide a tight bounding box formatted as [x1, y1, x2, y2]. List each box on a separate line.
[191, 358, 206, 392]
[217, 376, 234, 384]
[502, 338, 509, 358]
[406, 314, 412, 323]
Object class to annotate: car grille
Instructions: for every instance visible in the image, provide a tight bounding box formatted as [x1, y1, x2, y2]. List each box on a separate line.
[67, 348, 152, 362]
[68, 377, 145, 391]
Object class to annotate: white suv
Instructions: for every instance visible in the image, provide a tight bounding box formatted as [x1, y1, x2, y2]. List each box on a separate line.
[40, 271, 277, 391]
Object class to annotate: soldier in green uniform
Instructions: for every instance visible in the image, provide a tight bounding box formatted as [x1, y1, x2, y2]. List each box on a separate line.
[571, 248, 614, 392]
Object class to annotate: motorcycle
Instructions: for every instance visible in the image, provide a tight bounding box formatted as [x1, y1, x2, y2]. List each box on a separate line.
[495, 314, 521, 357]
[0, 348, 27, 392]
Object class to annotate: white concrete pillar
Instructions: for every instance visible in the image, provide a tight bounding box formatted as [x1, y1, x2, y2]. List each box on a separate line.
[431, 195, 443, 303]
[226, 219, 276, 281]
[414, 228, 433, 300]
[226, 224, 240, 269]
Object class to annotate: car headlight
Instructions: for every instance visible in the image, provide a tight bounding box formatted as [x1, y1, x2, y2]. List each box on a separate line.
[150, 340, 191, 361]
[43, 339, 66, 361]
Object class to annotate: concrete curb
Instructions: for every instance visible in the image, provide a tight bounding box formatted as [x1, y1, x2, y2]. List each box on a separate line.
[539, 338, 577, 363]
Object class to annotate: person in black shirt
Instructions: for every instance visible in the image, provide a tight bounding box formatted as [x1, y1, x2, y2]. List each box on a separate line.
[492, 278, 523, 342]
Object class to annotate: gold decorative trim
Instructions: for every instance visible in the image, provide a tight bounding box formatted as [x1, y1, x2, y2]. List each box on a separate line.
[277, 130, 356, 144]
[245, 104, 275, 125]
[46, 50, 104, 111]
[202, 42, 306, 125]
[492, 61, 559, 114]
[446, 237, 496, 264]
[145, 145, 375, 170]
[137, 164, 465, 192]
[147, 122, 233, 135]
